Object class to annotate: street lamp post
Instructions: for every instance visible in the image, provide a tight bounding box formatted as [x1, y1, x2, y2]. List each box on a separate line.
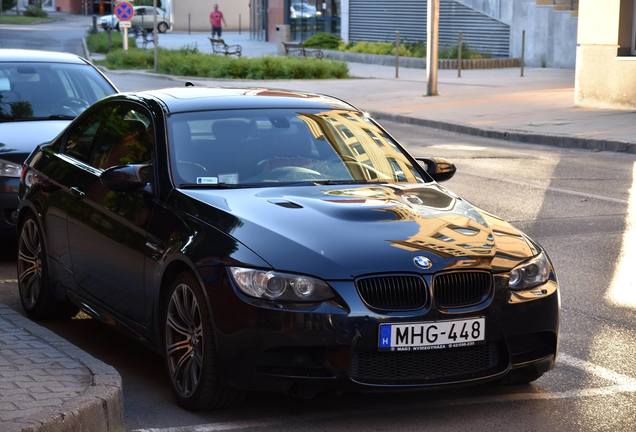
[153, 0, 158, 72]
[426, 0, 440, 96]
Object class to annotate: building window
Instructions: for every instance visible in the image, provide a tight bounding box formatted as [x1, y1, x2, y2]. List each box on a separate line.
[619, 0, 636, 55]
[289, 0, 341, 41]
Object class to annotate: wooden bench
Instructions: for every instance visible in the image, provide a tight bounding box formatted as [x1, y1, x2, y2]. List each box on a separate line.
[281, 42, 324, 59]
[209, 38, 242, 57]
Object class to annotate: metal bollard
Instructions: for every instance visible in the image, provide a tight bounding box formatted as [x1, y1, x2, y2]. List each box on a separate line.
[92, 15, 97, 33]
[521, 30, 526, 77]
[395, 31, 400, 79]
[457, 32, 463, 78]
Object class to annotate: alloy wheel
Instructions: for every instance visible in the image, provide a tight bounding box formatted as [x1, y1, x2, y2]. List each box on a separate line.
[165, 283, 204, 398]
[18, 219, 43, 310]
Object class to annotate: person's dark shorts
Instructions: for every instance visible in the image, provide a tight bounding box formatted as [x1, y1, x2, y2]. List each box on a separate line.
[212, 26, 222, 38]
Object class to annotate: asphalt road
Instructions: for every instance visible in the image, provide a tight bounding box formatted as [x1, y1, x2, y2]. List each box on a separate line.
[1, 19, 636, 432]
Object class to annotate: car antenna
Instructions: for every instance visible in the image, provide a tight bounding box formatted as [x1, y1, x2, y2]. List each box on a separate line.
[185, 82, 195, 87]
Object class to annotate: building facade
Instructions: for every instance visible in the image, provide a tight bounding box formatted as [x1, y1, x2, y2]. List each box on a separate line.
[170, 0, 249, 32]
[575, 0, 636, 109]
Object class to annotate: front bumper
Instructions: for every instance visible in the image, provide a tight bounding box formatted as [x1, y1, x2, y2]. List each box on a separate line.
[0, 179, 20, 236]
[201, 269, 559, 393]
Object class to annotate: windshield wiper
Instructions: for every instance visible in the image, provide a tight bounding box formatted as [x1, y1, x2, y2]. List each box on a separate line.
[45, 115, 76, 120]
[178, 183, 242, 189]
[312, 180, 387, 186]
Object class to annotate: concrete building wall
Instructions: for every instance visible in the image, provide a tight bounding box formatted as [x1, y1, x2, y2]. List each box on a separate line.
[575, 0, 636, 109]
[171, 0, 249, 32]
[457, 0, 578, 68]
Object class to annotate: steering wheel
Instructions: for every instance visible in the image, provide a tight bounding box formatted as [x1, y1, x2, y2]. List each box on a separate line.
[59, 98, 89, 115]
[269, 166, 322, 177]
[177, 160, 208, 179]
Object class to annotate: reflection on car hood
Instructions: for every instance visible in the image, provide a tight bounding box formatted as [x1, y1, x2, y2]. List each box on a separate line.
[180, 183, 539, 279]
[0, 120, 70, 160]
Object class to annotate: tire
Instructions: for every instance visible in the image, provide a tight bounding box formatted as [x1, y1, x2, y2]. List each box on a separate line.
[17, 217, 78, 320]
[163, 271, 243, 410]
[501, 366, 545, 385]
[115, 22, 120, 32]
[157, 22, 169, 33]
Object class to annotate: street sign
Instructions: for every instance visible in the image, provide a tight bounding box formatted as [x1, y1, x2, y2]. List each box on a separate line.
[114, 1, 134, 22]
[119, 21, 131, 29]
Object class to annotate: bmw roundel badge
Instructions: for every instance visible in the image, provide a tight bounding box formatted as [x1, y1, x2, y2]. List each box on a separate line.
[413, 256, 433, 269]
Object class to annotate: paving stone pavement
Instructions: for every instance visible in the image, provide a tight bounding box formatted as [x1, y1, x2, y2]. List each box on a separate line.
[0, 304, 123, 432]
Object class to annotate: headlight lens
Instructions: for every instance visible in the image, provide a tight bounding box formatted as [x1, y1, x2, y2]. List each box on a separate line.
[0, 159, 21, 178]
[509, 252, 551, 291]
[228, 267, 334, 302]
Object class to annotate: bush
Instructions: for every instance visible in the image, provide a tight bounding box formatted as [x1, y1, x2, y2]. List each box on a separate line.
[440, 42, 491, 60]
[100, 48, 349, 79]
[86, 31, 137, 53]
[303, 32, 342, 50]
[1, 0, 15, 12]
[342, 40, 425, 58]
[23, 5, 47, 17]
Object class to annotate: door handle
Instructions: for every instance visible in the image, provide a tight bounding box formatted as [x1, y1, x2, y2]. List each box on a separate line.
[69, 186, 86, 199]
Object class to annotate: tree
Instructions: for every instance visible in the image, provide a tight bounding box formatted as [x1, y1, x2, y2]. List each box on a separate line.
[1, 0, 16, 13]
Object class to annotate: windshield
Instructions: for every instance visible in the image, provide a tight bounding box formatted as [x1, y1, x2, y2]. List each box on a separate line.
[0, 62, 114, 122]
[168, 108, 427, 188]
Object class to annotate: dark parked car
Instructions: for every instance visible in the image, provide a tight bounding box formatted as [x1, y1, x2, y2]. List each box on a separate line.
[0, 49, 117, 236]
[18, 88, 560, 410]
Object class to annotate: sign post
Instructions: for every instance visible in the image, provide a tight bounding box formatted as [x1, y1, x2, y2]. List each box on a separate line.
[114, 1, 135, 52]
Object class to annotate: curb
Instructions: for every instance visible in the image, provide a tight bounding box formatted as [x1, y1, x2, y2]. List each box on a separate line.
[81, 36, 92, 62]
[370, 111, 636, 154]
[0, 306, 124, 432]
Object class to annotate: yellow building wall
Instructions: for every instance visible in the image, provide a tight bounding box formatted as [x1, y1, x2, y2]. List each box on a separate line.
[575, 0, 636, 109]
[172, 0, 250, 32]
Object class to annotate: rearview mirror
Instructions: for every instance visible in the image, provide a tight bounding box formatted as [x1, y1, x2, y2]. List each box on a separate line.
[416, 157, 456, 182]
[100, 164, 152, 192]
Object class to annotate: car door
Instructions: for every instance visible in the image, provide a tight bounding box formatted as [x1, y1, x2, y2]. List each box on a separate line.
[62, 101, 157, 324]
[133, 7, 147, 29]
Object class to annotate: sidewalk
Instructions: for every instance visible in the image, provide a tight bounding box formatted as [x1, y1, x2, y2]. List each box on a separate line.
[0, 305, 123, 432]
[157, 31, 278, 57]
[173, 65, 635, 150]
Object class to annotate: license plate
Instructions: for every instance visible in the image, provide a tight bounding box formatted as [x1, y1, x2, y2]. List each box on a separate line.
[378, 317, 485, 351]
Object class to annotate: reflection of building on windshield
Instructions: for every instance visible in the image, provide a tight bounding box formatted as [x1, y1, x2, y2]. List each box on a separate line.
[297, 109, 422, 183]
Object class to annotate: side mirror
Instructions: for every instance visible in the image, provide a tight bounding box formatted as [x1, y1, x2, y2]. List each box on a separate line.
[100, 164, 152, 192]
[416, 157, 457, 182]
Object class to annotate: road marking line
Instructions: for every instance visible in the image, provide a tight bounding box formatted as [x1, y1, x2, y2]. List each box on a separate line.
[559, 353, 636, 385]
[133, 353, 636, 432]
[463, 172, 629, 205]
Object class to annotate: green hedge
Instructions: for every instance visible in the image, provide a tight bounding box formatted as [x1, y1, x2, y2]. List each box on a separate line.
[23, 5, 47, 17]
[100, 48, 349, 79]
[339, 40, 489, 60]
[86, 31, 137, 53]
[303, 32, 342, 50]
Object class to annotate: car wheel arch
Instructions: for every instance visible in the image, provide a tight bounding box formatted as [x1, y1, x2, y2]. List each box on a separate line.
[155, 256, 216, 349]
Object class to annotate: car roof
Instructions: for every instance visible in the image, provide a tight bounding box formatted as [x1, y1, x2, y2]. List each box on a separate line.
[136, 87, 358, 113]
[0, 49, 87, 64]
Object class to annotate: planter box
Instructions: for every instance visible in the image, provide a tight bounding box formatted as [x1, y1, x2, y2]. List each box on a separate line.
[322, 50, 520, 70]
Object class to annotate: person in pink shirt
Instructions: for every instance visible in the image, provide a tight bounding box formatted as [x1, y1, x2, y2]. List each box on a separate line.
[209, 4, 227, 39]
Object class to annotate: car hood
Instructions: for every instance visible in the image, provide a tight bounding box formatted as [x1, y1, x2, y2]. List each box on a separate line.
[179, 183, 539, 280]
[0, 120, 70, 161]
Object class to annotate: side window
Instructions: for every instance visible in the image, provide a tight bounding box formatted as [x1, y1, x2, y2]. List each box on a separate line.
[63, 107, 110, 162]
[89, 103, 154, 171]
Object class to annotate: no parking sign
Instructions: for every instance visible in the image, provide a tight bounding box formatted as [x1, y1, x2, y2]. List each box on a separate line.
[114, 1, 135, 51]
[114, 1, 135, 22]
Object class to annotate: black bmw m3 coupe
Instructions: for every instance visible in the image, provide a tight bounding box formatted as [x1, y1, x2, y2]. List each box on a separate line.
[17, 88, 559, 410]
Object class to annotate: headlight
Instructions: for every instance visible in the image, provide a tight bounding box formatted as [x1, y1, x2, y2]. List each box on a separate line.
[509, 252, 551, 291]
[0, 159, 21, 178]
[228, 267, 334, 302]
